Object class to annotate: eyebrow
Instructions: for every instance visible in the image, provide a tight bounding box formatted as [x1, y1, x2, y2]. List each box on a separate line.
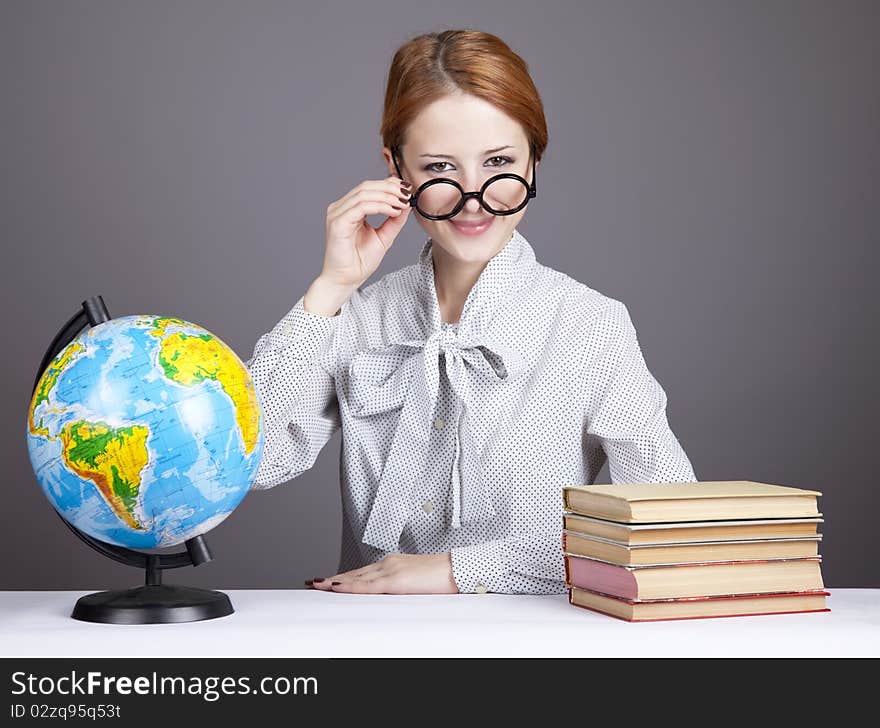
[418, 145, 514, 159]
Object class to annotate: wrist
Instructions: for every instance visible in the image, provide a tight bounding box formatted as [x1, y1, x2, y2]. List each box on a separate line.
[442, 552, 459, 594]
[304, 276, 355, 317]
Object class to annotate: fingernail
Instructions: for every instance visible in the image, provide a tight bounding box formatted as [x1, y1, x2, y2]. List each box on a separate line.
[400, 181, 412, 191]
[331, 581, 341, 586]
[304, 580, 313, 585]
[312, 577, 325, 582]
[397, 195, 409, 203]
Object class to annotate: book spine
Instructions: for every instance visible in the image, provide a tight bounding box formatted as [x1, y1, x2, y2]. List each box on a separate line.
[568, 599, 831, 623]
[572, 586, 832, 605]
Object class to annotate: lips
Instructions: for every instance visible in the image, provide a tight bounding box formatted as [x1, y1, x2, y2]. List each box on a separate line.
[449, 217, 494, 235]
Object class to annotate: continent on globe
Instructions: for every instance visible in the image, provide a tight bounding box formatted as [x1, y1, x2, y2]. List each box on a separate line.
[61, 419, 150, 531]
[151, 317, 261, 457]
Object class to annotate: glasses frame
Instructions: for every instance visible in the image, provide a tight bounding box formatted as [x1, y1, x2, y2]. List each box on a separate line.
[389, 143, 538, 221]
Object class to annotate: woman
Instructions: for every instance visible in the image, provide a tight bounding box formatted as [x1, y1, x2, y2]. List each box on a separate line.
[246, 29, 697, 595]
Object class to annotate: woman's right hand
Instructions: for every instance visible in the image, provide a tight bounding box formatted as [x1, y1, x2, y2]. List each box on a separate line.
[320, 175, 413, 292]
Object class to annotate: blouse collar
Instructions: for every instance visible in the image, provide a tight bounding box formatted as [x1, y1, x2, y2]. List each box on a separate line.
[415, 227, 537, 342]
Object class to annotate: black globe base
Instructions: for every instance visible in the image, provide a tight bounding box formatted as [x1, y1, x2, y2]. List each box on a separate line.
[72, 584, 234, 625]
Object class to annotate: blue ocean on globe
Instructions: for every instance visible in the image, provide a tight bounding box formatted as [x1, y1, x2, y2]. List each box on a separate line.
[26, 314, 264, 549]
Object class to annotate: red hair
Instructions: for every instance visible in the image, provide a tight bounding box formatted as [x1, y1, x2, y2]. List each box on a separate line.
[380, 29, 548, 162]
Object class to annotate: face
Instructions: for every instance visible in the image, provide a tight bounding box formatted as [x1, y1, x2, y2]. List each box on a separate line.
[384, 91, 538, 265]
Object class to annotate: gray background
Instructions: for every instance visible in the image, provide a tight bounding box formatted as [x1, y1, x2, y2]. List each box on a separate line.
[2, 0, 877, 591]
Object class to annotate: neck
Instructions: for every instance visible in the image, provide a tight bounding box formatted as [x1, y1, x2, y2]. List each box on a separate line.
[432, 248, 483, 323]
[431, 230, 514, 324]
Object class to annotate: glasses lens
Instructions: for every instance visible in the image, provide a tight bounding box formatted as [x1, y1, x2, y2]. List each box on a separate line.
[416, 181, 463, 218]
[482, 177, 530, 215]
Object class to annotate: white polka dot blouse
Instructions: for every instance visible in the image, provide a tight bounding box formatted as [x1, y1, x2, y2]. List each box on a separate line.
[245, 228, 697, 594]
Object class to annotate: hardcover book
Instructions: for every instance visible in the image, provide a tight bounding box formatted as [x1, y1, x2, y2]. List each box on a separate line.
[562, 512, 823, 545]
[562, 481, 821, 523]
[568, 586, 831, 622]
[562, 529, 822, 566]
[564, 553, 825, 600]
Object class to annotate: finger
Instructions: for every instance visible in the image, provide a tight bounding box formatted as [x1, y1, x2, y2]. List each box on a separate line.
[330, 576, 389, 594]
[310, 563, 381, 590]
[340, 563, 383, 580]
[374, 202, 411, 249]
[309, 576, 340, 591]
[329, 176, 410, 214]
[331, 185, 410, 220]
[330, 198, 406, 235]
[329, 177, 399, 213]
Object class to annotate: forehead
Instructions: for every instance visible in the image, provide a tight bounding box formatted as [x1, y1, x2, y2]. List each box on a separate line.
[405, 92, 527, 154]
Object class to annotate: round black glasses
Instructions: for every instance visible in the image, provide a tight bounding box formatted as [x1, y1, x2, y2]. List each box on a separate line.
[390, 144, 538, 221]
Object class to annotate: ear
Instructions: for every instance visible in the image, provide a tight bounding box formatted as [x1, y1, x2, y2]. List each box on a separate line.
[382, 146, 397, 178]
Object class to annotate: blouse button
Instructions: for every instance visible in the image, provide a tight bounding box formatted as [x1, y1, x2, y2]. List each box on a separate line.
[475, 583, 488, 594]
[433, 417, 446, 430]
[422, 499, 434, 513]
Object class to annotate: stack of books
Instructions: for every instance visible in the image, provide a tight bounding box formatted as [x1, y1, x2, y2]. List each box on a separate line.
[561, 481, 830, 622]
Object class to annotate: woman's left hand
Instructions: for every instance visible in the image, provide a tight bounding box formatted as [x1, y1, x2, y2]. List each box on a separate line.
[306, 552, 459, 594]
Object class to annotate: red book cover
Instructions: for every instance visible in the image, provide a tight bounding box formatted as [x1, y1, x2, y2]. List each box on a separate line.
[564, 553, 824, 599]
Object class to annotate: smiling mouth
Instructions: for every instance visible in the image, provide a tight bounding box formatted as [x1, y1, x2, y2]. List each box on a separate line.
[449, 218, 494, 234]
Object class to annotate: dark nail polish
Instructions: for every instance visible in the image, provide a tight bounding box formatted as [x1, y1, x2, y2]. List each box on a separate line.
[400, 181, 412, 191]
[312, 577, 325, 582]
[397, 196, 409, 204]
[331, 581, 341, 586]
[304, 580, 313, 585]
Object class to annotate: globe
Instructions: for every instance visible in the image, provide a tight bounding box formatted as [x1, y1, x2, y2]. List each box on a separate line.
[26, 314, 264, 550]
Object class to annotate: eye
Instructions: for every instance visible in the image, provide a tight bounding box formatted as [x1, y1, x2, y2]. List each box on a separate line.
[423, 161, 453, 174]
[487, 155, 515, 167]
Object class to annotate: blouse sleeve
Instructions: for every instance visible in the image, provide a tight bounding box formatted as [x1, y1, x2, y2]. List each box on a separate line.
[450, 534, 567, 594]
[585, 299, 697, 484]
[245, 295, 343, 490]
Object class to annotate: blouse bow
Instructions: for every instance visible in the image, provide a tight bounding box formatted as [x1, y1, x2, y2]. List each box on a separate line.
[347, 325, 526, 552]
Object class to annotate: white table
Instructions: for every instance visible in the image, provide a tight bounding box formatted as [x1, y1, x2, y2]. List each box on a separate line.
[1, 588, 877, 657]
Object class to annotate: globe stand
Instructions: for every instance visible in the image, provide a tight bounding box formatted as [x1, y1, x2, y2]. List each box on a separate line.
[34, 295, 234, 624]
[71, 544, 234, 625]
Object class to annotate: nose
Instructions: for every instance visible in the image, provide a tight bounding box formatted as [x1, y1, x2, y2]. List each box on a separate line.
[463, 195, 483, 214]
[460, 172, 487, 213]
